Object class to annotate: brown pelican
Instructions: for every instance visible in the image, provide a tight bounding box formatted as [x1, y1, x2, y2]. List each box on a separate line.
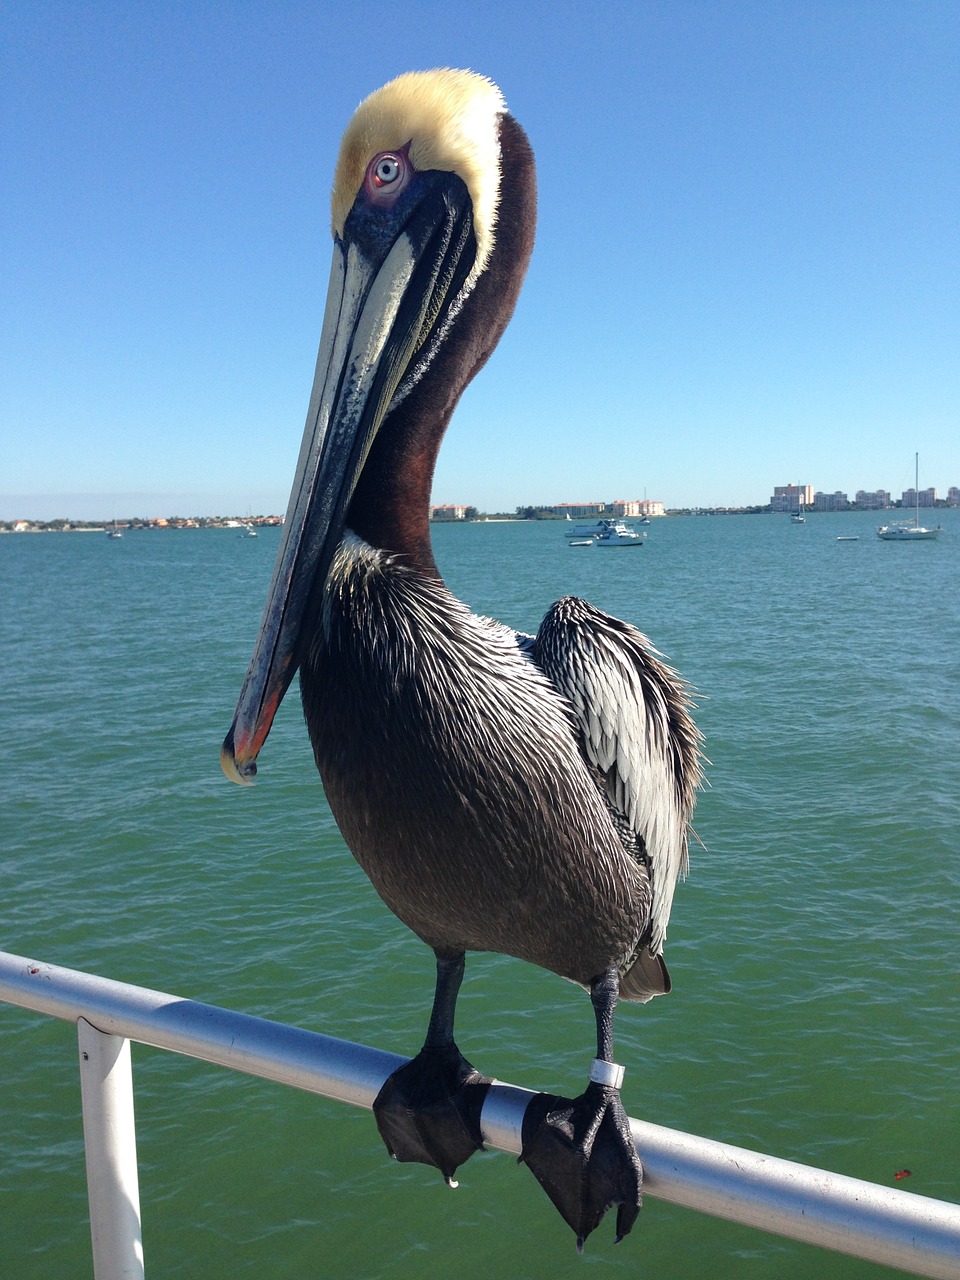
[221, 69, 702, 1248]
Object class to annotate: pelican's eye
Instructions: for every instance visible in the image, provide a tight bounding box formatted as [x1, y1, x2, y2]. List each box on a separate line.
[374, 155, 401, 186]
[363, 145, 412, 206]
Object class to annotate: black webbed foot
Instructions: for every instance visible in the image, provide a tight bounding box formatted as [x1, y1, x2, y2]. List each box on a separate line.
[519, 1081, 642, 1249]
[373, 1042, 492, 1186]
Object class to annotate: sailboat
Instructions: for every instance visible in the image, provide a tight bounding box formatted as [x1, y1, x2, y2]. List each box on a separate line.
[877, 454, 942, 541]
[791, 500, 805, 524]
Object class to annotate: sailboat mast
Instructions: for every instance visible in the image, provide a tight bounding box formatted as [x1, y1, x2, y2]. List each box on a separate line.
[915, 452, 920, 526]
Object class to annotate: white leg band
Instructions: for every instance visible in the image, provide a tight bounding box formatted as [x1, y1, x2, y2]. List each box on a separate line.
[589, 1058, 625, 1089]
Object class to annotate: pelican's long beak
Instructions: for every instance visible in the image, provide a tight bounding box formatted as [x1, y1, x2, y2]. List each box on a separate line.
[220, 174, 475, 784]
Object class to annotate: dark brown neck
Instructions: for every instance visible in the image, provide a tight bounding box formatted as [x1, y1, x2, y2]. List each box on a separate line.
[346, 114, 537, 574]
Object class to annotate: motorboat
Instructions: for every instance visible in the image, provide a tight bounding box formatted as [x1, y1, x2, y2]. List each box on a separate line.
[565, 517, 642, 541]
[565, 517, 618, 538]
[593, 521, 646, 547]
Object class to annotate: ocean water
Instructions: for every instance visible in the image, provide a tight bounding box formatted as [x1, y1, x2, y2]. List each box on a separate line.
[1, 512, 958, 1278]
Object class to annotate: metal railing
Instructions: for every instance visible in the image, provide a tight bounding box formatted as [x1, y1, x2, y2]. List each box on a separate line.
[2, 948, 959, 1280]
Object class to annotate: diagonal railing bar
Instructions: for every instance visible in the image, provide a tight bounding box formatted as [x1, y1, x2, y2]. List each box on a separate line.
[2, 949, 959, 1279]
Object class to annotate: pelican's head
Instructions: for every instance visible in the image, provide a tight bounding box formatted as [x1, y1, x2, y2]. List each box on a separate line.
[333, 69, 504, 289]
[221, 70, 513, 784]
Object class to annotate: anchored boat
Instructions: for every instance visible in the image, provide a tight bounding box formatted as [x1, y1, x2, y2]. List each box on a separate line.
[877, 455, 942, 541]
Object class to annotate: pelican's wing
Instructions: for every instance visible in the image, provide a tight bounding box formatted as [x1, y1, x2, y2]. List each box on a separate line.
[534, 596, 703, 957]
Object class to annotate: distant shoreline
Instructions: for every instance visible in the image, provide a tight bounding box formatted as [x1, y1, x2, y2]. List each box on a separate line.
[0, 518, 285, 534]
[4, 506, 952, 535]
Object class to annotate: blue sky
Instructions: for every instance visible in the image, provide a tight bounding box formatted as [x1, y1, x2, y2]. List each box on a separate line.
[4, 0, 959, 519]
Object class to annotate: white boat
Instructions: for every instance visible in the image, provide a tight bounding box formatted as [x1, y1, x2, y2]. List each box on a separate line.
[567, 538, 594, 547]
[565, 517, 641, 540]
[877, 523, 940, 541]
[594, 520, 646, 547]
[791, 501, 805, 524]
[564, 517, 615, 537]
[107, 521, 122, 539]
[877, 455, 942, 541]
[239, 522, 259, 538]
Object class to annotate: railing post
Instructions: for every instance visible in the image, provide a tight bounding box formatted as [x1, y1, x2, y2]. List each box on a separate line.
[77, 1018, 144, 1280]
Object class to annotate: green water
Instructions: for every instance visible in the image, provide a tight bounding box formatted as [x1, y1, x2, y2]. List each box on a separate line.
[1, 513, 958, 1278]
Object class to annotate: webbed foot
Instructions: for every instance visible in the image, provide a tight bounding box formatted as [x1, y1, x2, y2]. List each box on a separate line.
[519, 1081, 642, 1249]
[373, 1042, 492, 1186]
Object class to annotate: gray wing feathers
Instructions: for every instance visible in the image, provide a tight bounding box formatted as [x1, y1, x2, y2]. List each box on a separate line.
[534, 596, 702, 956]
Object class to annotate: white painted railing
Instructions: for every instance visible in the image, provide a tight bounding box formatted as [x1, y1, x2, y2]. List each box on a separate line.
[2, 948, 959, 1279]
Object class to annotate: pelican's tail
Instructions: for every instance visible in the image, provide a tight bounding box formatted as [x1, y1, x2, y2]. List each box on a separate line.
[619, 948, 671, 1004]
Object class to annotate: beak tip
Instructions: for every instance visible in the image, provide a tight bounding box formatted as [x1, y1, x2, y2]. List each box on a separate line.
[220, 735, 258, 787]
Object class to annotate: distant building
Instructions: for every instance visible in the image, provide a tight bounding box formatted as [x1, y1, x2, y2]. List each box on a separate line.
[770, 484, 813, 513]
[812, 490, 849, 511]
[550, 502, 608, 518]
[612, 498, 665, 518]
[431, 504, 468, 520]
[902, 487, 937, 508]
[854, 489, 890, 510]
[948, 487, 960, 507]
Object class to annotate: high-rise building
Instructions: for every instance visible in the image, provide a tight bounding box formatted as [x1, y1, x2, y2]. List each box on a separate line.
[902, 487, 937, 508]
[813, 491, 849, 511]
[855, 490, 890, 510]
[770, 484, 813, 512]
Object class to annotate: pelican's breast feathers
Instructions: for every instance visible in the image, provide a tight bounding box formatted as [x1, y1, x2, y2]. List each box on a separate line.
[332, 68, 505, 285]
[534, 597, 704, 956]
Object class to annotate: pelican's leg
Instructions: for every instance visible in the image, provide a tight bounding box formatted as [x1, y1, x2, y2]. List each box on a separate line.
[519, 967, 642, 1249]
[373, 950, 491, 1186]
